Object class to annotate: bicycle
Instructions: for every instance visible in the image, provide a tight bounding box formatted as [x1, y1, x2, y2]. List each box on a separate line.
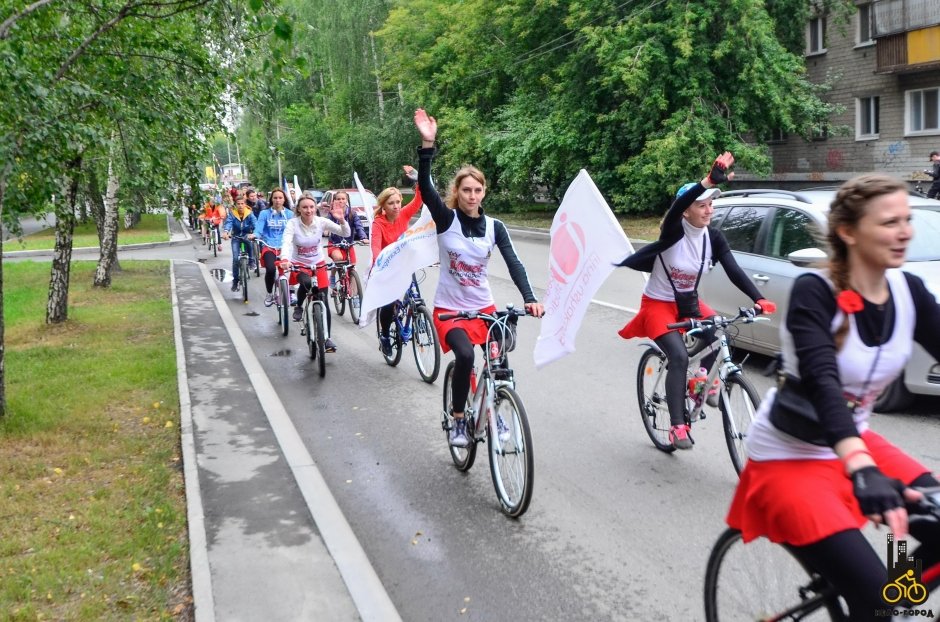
[252, 237, 262, 277]
[203, 222, 222, 257]
[376, 269, 441, 384]
[328, 240, 367, 324]
[636, 306, 768, 474]
[230, 235, 253, 303]
[283, 263, 329, 377]
[704, 486, 940, 621]
[262, 241, 290, 336]
[440, 305, 533, 517]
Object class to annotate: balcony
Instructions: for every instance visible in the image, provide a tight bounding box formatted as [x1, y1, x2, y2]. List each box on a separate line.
[873, 0, 940, 38]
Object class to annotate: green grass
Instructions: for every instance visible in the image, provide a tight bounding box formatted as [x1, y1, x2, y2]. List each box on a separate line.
[496, 207, 663, 241]
[0, 261, 189, 620]
[8, 214, 170, 251]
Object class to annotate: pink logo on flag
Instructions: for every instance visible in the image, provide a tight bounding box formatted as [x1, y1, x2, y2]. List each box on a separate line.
[549, 214, 585, 285]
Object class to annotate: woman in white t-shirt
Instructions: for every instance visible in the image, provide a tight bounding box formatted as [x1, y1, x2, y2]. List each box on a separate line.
[617, 153, 776, 450]
[279, 196, 350, 353]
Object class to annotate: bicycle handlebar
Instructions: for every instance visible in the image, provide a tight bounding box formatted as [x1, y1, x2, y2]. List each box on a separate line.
[910, 485, 940, 519]
[330, 239, 369, 248]
[438, 304, 530, 322]
[666, 306, 766, 332]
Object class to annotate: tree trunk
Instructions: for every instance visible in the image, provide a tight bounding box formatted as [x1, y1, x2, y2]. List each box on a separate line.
[370, 33, 384, 122]
[46, 157, 81, 324]
[94, 154, 120, 287]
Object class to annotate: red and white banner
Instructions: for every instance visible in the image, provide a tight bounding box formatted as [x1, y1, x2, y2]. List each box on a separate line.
[358, 206, 438, 327]
[534, 170, 634, 368]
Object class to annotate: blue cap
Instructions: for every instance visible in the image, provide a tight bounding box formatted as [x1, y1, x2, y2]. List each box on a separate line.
[675, 182, 721, 202]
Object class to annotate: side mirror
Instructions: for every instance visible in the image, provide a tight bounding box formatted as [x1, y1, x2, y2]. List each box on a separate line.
[787, 247, 827, 268]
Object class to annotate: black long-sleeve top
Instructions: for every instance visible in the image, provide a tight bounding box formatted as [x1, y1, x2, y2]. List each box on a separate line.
[417, 146, 537, 303]
[787, 272, 940, 444]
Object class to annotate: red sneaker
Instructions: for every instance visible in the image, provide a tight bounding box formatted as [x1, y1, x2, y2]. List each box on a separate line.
[669, 424, 693, 450]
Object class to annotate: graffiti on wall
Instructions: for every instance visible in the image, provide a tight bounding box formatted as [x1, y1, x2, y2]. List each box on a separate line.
[878, 140, 908, 169]
[826, 149, 844, 169]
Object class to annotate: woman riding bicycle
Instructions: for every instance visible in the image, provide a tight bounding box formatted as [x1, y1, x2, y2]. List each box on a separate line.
[199, 197, 226, 245]
[325, 190, 369, 270]
[414, 108, 544, 448]
[222, 194, 258, 292]
[617, 152, 776, 450]
[371, 165, 424, 357]
[256, 188, 294, 307]
[279, 195, 350, 353]
[724, 173, 940, 621]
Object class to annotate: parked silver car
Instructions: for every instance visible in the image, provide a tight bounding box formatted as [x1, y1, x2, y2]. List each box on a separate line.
[698, 188, 940, 412]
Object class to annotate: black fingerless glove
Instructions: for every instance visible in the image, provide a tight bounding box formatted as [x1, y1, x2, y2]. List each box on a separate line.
[851, 466, 906, 516]
[708, 158, 730, 185]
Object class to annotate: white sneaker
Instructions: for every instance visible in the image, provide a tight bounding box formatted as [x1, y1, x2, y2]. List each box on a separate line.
[264, 293, 276, 307]
[496, 414, 511, 443]
[449, 419, 470, 448]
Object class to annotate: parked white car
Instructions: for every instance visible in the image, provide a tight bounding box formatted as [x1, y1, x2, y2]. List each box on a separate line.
[698, 188, 940, 412]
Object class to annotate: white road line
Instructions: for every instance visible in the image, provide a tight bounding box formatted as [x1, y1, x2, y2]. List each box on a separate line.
[170, 266, 216, 622]
[197, 262, 402, 622]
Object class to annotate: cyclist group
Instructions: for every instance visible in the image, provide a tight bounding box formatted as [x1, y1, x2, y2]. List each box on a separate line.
[200, 110, 938, 615]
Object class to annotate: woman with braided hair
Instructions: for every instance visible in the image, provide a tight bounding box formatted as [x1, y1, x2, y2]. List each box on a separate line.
[724, 173, 940, 621]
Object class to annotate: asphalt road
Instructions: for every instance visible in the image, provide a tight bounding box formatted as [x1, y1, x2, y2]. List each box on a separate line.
[21, 224, 940, 620]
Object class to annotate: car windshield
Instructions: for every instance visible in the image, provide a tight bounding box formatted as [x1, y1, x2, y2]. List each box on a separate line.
[909, 208, 940, 261]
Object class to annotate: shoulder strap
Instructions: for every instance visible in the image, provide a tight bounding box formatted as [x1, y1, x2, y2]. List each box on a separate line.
[658, 234, 707, 294]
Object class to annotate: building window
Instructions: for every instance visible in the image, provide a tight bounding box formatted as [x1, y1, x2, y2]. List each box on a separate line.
[857, 96, 879, 138]
[907, 88, 940, 134]
[807, 16, 826, 55]
[768, 128, 787, 144]
[811, 124, 829, 141]
[857, 3, 873, 45]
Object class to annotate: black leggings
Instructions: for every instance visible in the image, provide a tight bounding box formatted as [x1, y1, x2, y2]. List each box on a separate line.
[791, 472, 940, 621]
[262, 250, 278, 293]
[297, 271, 331, 333]
[445, 329, 479, 414]
[378, 302, 396, 337]
[654, 329, 717, 426]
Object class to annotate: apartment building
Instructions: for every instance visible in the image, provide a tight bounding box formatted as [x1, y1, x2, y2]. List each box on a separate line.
[741, 0, 940, 190]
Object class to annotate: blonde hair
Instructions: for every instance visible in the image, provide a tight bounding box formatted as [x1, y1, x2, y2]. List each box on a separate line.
[445, 166, 486, 210]
[827, 173, 907, 348]
[374, 187, 402, 218]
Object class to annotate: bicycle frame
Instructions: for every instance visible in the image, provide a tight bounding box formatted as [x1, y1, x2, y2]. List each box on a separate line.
[456, 311, 520, 437]
[392, 274, 425, 343]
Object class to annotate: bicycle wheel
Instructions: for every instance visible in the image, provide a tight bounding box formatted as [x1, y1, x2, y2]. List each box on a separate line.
[240, 257, 249, 303]
[348, 269, 363, 325]
[719, 372, 761, 476]
[313, 302, 326, 378]
[332, 268, 346, 317]
[253, 245, 261, 277]
[304, 302, 317, 360]
[212, 234, 217, 257]
[636, 347, 676, 453]
[704, 528, 847, 622]
[488, 386, 534, 518]
[376, 312, 403, 366]
[278, 279, 290, 336]
[442, 361, 476, 471]
[412, 304, 441, 383]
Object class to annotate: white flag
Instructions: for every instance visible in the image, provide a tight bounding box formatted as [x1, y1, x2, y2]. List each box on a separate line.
[353, 171, 375, 226]
[292, 175, 303, 204]
[358, 206, 438, 327]
[534, 169, 634, 368]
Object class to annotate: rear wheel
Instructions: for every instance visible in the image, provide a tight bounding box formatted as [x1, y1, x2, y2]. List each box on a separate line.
[278, 279, 290, 336]
[719, 373, 761, 476]
[442, 361, 476, 471]
[313, 302, 326, 378]
[412, 305, 441, 383]
[348, 269, 363, 324]
[636, 347, 676, 453]
[704, 528, 847, 622]
[489, 386, 534, 517]
[331, 268, 346, 316]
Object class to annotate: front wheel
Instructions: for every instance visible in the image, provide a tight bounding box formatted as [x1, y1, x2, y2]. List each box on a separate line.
[636, 347, 676, 453]
[278, 279, 290, 336]
[313, 301, 326, 378]
[719, 373, 761, 476]
[332, 268, 346, 316]
[704, 528, 847, 622]
[442, 361, 476, 471]
[348, 269, 363, 324]
[488, 386, 534, 518]
[412, 305, 441, 383]
[240, 257, 249, 303]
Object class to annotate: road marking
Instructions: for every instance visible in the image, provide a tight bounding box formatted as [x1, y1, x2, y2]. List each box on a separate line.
[197, 262, 402, 622]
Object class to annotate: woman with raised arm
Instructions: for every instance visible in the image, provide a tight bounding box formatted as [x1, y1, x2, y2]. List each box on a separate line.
[725, 174, 940, 620]
[617, 153, 776, 450]
[414, 108, 544, 448]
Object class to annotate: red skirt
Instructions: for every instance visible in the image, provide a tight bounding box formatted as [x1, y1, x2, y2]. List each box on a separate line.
[618, 295, 717, 340]
[726, 430, 931, 546]
[433, 305, 496, 354]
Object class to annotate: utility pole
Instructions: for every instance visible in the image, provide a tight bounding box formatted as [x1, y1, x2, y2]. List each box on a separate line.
[274, 117, 283, 183]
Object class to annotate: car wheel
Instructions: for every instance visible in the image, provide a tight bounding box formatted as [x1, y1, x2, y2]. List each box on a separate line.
[873, 374, 914, 413]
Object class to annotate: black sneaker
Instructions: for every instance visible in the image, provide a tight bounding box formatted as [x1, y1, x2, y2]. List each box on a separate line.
[292, 307, 303, 322]
[380, 336, 393, 357]
[231, 281, 240, 292]
[324, 338, 337, 353]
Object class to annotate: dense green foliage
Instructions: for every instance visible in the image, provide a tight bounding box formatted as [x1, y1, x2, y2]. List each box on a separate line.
[238, 0, 853, 213]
